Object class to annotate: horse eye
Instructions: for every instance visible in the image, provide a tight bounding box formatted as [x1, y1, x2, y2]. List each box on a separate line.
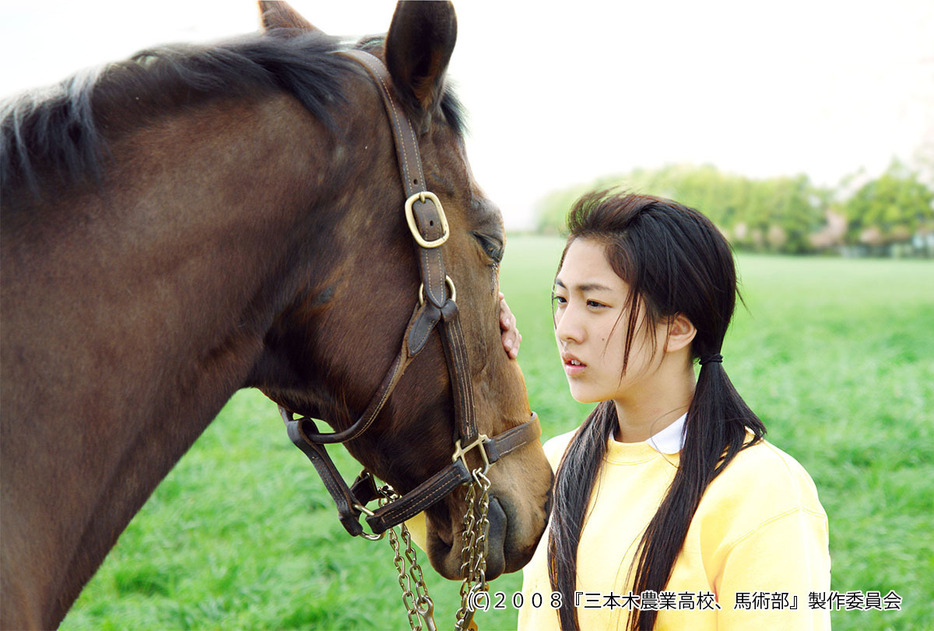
[474, 233, 504, 263]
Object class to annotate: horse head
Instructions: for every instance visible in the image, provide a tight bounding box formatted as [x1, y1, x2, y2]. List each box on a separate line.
[250, 1, 553, 580]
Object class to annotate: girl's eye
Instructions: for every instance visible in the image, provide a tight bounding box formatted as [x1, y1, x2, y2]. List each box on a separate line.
[552, 295, 567, 307]
[587, 300, 606, 309]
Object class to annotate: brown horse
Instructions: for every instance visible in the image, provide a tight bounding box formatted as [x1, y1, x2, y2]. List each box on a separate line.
[0, 2, 552, 628]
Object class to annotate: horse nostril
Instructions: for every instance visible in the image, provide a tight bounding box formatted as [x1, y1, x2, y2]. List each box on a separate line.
[484, 496, 508, 580]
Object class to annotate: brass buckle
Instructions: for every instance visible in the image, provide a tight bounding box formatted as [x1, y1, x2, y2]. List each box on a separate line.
[452, 434, 491, 474]
[405, 191, 449, 249]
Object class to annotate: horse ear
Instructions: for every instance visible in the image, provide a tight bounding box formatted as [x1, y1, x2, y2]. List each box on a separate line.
[259, 1, 320, 34]
[385, 1, 457, 115]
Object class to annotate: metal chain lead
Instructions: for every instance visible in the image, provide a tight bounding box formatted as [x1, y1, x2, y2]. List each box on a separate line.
[378, 487, 438, 631]
[366, 476, 491, 631]
[402, 526, 436, 629]
[454, 469, 492, 631]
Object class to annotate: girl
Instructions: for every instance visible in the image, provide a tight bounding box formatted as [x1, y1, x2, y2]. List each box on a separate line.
[517, 190, 831, 630]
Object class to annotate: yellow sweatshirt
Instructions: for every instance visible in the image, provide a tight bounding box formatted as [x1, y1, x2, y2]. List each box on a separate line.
[518, 423, 831, 630]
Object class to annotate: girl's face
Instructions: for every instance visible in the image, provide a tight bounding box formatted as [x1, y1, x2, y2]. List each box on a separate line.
[553, 238, 666, 405]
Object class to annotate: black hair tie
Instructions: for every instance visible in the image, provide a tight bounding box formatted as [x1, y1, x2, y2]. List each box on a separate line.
[700, 353, 723, 366]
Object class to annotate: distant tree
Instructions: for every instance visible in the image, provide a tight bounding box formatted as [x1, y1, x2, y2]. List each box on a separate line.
[844, 160, 934, 245]
[533, 165, 827, 254]
[747, 175, 823, 254]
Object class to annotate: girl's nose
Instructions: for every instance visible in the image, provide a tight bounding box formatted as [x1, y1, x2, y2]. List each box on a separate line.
[555, 306, 584, 345]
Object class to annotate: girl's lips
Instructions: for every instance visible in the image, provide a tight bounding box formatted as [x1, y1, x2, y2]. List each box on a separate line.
[562, 354, 586, 377]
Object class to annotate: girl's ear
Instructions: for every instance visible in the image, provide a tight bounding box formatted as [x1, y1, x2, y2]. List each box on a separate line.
[665, 314, 696, 353]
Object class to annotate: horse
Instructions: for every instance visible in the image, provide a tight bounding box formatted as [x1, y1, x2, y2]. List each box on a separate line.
[0, 2, 553, 628]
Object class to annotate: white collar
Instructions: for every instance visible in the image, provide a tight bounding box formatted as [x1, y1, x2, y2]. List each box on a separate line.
[646, 413, 687, 455]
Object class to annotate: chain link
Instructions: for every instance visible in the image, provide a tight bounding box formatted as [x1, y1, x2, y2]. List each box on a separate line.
[454, 468, 492, 631]
[380, 487, 438, 631]
[366, 473, 491, 631]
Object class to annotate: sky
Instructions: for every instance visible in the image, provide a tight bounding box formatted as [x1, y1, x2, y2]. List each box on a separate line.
[1, 0, 932, 229]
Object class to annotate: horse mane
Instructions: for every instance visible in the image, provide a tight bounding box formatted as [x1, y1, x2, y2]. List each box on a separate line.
[1, 30, 467, 198]
[0, 30, 352, 194]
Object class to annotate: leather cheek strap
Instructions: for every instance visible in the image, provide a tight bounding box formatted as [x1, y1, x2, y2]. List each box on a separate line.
[341, 48, 449, 309]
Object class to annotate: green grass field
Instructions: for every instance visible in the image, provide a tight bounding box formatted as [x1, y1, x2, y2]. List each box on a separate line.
[61, 236, 933, 630]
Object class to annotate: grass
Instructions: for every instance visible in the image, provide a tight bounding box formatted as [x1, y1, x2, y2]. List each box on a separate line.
[60, 236, 933, 630]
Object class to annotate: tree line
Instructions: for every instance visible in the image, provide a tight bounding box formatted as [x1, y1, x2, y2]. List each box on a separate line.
[534, 161, 934, 257]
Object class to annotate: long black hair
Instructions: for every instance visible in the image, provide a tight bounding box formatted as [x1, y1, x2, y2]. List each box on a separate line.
[547, 190, 766, 630]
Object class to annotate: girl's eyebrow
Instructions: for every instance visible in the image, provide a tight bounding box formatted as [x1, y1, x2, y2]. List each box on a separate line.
[554, 278, 614, 293]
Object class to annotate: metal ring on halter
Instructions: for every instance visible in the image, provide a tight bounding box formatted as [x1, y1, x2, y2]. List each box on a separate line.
[419, 275, 456, 306]
[352, 503, 385, 541]
[405, 191, 450, 248]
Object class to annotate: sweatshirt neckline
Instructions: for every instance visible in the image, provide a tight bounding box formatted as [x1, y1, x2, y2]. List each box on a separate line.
[606, 413, 686, 463]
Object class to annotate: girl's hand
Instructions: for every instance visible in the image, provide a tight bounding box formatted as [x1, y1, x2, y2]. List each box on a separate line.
[499, 292, 521, 360]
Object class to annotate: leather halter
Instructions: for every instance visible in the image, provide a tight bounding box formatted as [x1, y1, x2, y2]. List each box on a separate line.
[280, 49, 541, 538]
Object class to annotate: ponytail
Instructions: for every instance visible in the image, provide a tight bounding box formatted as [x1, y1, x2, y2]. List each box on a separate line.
[627, 357, 764, 630]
